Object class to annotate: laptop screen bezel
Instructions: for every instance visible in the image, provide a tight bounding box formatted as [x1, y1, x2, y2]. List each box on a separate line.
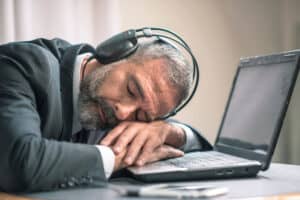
[214, 52, 300, 171]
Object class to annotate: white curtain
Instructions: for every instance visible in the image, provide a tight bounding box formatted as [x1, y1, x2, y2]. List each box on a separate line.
[0, 0, 121, 45]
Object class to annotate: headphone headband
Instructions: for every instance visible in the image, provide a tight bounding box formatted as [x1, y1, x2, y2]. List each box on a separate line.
[94, 27, 199, 119]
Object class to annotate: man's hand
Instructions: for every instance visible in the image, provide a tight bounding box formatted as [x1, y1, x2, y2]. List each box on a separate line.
[113, 144, 184, 171]
[113, 148, 127, 171]
[100, 121, 186, 166]
[134, 144, 184, 166]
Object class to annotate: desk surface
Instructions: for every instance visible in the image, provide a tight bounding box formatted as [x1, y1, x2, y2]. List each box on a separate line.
[23, 163, 300, 200]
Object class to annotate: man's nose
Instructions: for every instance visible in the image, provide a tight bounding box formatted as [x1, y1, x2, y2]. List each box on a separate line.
[114, 102, 137, 121]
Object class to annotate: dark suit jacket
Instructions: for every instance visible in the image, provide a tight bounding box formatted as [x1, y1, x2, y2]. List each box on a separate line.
[0, 38, 212, 192]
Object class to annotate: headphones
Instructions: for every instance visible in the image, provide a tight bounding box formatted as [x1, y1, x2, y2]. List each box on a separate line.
[84, 27, 199, 119]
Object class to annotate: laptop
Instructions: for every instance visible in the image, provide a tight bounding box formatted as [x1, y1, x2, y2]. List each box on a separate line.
[127, 51, 300, 182]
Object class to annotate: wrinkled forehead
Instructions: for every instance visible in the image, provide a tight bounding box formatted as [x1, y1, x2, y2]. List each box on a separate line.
[131, 59, 180, 118]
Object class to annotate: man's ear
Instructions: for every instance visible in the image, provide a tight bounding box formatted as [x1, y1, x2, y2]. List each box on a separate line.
[81, 58, 103, 80]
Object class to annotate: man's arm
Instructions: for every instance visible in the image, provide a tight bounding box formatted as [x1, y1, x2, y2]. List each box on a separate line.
[0, 61, 106, 192]
[167, 121, 213, 152]
[100, 120, 212, 167]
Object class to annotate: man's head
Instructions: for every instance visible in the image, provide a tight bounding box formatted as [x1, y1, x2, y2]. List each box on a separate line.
[78, 39, 193, 130]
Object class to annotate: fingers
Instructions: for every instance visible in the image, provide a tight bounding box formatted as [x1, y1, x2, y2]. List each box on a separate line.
[102, 121, 182, 168]
[100, 122, 128, 146]
[111, 125, 139, 154]
[124, 132, 148, 165]
[102, 122, 158, 157]
[134, 138, 161, 165]
[135, 145, 184, 166]
[143, 136, 161, 153]
[113, 149, 128, 171]
[122, 125, 162, 165]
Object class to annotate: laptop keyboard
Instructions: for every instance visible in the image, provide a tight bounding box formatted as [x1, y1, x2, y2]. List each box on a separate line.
[148, 151, 254, 169]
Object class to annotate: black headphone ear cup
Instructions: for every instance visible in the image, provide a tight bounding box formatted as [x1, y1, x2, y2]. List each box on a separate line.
[95, 30, 139, 64]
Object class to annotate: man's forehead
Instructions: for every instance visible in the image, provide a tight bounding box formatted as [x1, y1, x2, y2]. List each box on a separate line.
[130, 60, 178, 118]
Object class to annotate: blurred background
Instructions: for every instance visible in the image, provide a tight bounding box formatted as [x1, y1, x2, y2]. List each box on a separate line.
[0, 0, 299, 164]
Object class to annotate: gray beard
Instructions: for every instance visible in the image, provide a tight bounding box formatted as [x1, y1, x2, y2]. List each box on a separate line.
[78, 64, 118, 130]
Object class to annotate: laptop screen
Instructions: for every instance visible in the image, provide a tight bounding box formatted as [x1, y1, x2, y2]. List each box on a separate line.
[217, 60, 297, 156]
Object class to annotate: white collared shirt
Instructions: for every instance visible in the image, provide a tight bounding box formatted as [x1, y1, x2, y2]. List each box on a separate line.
[72, 54, 201, 178]
[72, 53, 114, 179]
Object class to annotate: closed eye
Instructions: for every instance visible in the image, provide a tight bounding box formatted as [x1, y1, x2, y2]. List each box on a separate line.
[127, 84, 135, 97]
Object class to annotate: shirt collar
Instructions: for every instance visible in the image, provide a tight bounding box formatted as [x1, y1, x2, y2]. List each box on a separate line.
[72, 53, 92, 135]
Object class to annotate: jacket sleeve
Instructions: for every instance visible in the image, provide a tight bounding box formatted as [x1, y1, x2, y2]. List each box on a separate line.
[0, 57, 107, 192]
[166, 119, 213, 151]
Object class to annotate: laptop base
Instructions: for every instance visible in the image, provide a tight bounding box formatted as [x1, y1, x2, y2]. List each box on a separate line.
[127, 163, 261, 182]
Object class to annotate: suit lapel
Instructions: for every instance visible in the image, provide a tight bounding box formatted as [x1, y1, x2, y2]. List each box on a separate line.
[59, 44, 95, 141]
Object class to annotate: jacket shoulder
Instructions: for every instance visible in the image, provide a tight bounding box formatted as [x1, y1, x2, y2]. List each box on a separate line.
[0, 38, 72, 60]
[0, 38, 69, 99]
[28, 38, 72, 59]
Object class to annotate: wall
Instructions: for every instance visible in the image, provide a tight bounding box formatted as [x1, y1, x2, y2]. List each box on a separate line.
[273, 0, 300, 164]
[119, 0, 300, 164]
[119, 0, 281, 141]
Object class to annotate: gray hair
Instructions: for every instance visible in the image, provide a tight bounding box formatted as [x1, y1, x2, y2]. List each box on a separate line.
[127, 39, 193, 106]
